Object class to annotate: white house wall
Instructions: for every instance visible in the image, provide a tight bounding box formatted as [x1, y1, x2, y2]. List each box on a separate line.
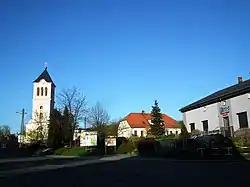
[183, 102, 220, 133]
[117, 120, 132, 138]
[183, 93, 250, 133]
[230, 93, 250, 131]
[131, 128, 147, 137]
[118, 121, 181, 138]
[166, 128, 181, 135]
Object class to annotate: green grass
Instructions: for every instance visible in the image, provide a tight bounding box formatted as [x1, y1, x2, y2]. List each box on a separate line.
[54, 147, 89, 157]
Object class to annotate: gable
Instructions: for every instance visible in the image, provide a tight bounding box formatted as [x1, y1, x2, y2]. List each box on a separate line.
[33, 68, 56, 87]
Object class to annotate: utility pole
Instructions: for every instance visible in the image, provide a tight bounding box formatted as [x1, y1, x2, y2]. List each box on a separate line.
[16, 108, 27, 147]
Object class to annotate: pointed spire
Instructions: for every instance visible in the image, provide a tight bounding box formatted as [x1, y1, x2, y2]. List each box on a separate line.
[33, 63, 56, 87]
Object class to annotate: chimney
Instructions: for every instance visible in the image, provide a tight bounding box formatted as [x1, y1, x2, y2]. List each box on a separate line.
[142, 110, 145, 114]
[238, 77, 243, 84]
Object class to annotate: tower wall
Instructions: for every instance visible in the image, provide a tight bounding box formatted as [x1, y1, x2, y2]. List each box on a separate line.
[25, 68, 55, 143]
[32, 79, 55, 120]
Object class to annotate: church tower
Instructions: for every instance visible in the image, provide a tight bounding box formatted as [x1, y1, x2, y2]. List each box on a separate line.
[32, 66, 56, 121]
[25, 64, 55, 141]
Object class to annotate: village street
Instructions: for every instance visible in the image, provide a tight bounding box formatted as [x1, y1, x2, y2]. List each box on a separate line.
[0, 156, 249, 187]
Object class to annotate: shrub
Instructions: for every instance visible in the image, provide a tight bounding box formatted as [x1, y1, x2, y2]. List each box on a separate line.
[129, 135, 140, 149]
[117, 141, 134, 154]
[191, 129, 202, 136]
[116, 137, 127, 149]
[146, 134, 156, 139]
[54, 147, 87, 156]
[234, 129, 250, 147]
[137, 138, 157, 157]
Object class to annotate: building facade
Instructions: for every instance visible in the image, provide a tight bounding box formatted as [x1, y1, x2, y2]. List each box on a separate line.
[180, 77, 250, 136]
[118, 111, 181, 138]
[25, 66, 56, 142]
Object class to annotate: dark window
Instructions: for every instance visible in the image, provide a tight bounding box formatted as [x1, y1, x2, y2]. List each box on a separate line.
[134, 130, 137, 136]
[141, 131, 144, 137]
[190, 123, 195, 131]
[39, 113, 43, 120]
[176, 131, 178, 135]
[170, 131, 173, 134]
[41, 87, 44, 96]
[165, 130, 169, 135]
[40, 106, 43, 110]
[45, 87, 48, 96]
[237, 112, 249, 129]
[37, 87, 40, 96]
[202, 120, 209, 132]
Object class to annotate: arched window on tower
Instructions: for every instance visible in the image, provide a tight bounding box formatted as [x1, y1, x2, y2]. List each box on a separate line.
[45, 87, 48, 96]
[41, 87, 44, 96]
[37, 87, 40, 96]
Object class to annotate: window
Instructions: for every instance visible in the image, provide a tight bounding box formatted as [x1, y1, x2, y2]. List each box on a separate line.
[134, 130, 137, 136]
[41, 87, 44, 96]
[141, 131, 144, 137]
[170, 131, 173, 134]
[190, 123, 195, 131]
[202, 120, 209, 132]
[37, 87, 40, 96]
[39, 113, 43, 119]
[175, 131, 178, 135]
[237, 112, 249, 129]
[45, 87, 48, 96]
[40, 106, 43, 110]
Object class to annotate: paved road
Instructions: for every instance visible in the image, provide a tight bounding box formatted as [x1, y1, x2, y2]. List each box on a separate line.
[0, 157, 93, 171]
[0, 157, 249, 187]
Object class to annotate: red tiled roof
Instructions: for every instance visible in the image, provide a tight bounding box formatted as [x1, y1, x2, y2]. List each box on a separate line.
[121, 112, 179, 129]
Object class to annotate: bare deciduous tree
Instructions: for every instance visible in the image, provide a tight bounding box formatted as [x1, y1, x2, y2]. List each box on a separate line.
[57, 86, 88, 145]
[87, 102, 110, 137]
[26, 111, 49, 143]
[88, 102, 110, 127]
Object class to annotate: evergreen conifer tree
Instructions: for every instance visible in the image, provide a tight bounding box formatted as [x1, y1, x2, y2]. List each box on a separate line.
[150, 100, 165, 136]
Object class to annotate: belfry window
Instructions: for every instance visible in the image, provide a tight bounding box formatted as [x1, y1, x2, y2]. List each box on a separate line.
[41, 87, 44, 96]
[45, 87, 48, 96]
[37, 87, 40, 96]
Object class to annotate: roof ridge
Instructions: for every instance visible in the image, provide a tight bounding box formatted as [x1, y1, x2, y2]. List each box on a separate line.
[180, 78, 250, 112]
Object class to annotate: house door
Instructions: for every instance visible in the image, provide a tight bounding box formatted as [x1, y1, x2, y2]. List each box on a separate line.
[223, 116, 231, 137]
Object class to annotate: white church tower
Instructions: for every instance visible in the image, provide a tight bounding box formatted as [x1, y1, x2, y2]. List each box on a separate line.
[25, 64, 56, 142]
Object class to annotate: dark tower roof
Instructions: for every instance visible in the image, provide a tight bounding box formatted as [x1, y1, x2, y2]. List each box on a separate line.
[33, 67, 56, 87]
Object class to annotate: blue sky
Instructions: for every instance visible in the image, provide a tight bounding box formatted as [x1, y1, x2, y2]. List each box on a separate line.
[1, 0, 250, 133]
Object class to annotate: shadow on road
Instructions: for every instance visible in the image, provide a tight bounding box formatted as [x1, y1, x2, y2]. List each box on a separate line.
[1, 154, 250, 187]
